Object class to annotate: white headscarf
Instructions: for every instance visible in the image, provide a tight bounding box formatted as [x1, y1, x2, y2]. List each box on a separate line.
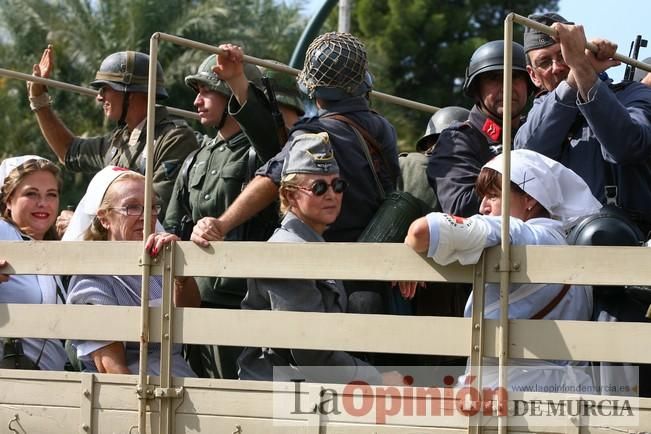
[483, 149, 602, 222]
[62, 166, 132, 241]
[0, 155, 46, 186]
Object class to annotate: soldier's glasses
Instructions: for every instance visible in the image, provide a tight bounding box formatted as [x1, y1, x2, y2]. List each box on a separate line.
[109, 204, 162, 217]
[533, 53, 566, 72]
[295, 178, 348, 196]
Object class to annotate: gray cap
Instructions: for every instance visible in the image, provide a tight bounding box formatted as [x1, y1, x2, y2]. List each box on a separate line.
[634, 57, 651, 82]
[524, 13, 571, 53]
[282, 132, 339, 177]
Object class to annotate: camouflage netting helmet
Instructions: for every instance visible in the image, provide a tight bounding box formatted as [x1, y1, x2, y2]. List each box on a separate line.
[90, 51, 168, 100]
[463, 40, 531, 98]
[297, 32, 369, 100]
[416, 106, 470, 151]
[185, 54, 264, 97]
[260, 64, 304, 115]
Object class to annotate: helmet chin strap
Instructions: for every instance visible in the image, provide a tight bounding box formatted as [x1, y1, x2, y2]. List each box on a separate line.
[118, 89, 130, 128]
[214, 104, 228, 133]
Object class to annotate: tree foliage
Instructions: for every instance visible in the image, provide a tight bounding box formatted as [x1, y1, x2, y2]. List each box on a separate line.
[0, 0, 305, 204]
[353, 0, 558, 148]
[0, 0, 559, 205]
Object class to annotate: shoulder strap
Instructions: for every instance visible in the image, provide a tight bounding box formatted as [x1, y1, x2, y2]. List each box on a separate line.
[325, 114, 395, 174]
[530, 284, 571, 319]
[178, 147, 201, 217]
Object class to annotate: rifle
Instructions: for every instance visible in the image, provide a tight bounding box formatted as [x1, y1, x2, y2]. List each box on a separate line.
[261, 76, 289, 146]
[624, 35, 648, 81]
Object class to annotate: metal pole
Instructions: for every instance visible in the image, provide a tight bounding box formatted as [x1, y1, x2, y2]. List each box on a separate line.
[338, 0, 352, 33]
[498, 13, 515, 434]
[512, 14, 651, 74]
[0, 68, 199, 120]
[135, 32, 161, 434]
[289, 0, 338, 68]
[157, 32, 439, 113]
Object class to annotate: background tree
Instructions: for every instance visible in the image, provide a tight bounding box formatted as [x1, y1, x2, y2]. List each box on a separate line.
[329, 0, 558, 149]
[0, 0, 304, 205]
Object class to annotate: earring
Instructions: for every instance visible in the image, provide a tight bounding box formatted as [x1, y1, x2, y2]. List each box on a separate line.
[526, 206, 532, 211]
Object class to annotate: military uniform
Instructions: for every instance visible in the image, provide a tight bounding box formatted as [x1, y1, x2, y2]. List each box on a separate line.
[427, 106, 509, 217]
[66, 105, 198, 217]
[258, 96, 399, 242]
[165, 86, 279, 307]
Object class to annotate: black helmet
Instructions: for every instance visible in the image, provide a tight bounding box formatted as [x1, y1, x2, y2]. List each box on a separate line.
[463, 40, 530, 98]
[297, 32, 369, 101]
[185, 54, 263, 98]
[567, 206, 644, 246]
[416, 106, 470, 151]
[90, 51, 168, 100]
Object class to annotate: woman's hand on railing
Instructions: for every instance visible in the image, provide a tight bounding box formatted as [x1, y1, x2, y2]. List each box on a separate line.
[145, 232, 180, 256]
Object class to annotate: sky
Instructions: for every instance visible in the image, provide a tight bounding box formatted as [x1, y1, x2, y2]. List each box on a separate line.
[300, 0, 651, 81]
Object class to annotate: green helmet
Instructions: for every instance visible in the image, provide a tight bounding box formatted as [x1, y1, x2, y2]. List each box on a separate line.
[89, 51, 167, 100]
[185, 54, 264, 97]
[260, 64, 305, 115]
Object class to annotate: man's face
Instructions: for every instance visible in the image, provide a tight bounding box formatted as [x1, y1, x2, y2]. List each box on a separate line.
[193, 84, 227, 127]
[526, 43, 570, 92]
[96, 86, 125, 122]
[477, 70, 529, 120]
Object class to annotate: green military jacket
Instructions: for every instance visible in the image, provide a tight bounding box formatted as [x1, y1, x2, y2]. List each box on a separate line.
[65, 105, 198, 217]
[164, 85, 280, 307]
[398, 151, 440, 212]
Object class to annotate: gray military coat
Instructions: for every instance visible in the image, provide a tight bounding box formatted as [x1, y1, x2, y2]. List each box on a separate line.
[238, 212, 382, 385]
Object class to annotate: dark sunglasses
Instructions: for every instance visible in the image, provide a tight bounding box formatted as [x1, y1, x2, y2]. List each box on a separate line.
[295, 178, 348, 196]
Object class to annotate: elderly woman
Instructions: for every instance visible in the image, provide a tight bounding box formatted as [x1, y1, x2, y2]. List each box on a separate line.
[401, 149, 602, 388]
[65, 166, 200, 375]
[238, 132, 401, 385]
[0, 156, 67, 370]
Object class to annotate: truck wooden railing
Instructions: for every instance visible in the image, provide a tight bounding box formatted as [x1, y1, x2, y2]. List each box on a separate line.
[2, 11, 651, 433]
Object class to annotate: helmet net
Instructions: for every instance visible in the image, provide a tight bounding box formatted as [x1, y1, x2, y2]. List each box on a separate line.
[297, 32, 367, 97]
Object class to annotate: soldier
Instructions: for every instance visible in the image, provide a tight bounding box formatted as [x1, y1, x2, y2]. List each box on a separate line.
[398, 106, 470, 211]
[260, 64, 305, 129]
[163, 49, 279, 379]
[191, 32, 399, 248]
[515, 13, 651, 235]
[28, 46, 198, 218]
[427, 41, 533, 218]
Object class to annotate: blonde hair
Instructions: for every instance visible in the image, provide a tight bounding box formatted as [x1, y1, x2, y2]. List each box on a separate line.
[83, 172, 146, 241]
[0, 159, 62, 240]
[279, 173, 307, 216]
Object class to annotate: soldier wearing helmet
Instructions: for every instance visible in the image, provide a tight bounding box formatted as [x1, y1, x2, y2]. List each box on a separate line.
[398, 106, 470, 211]
[164, 45, 280, 379]
[191, 32, 399, 253]
[515, 13, 651, 237]
[427, 40, 533, 218]
[259, 64, 305, 128]
[27, 45, 198, 220]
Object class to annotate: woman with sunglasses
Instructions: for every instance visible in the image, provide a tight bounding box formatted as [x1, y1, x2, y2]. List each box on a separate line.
[65, 166, 200, 375]
[0, 156, 68, 370]
[238, 133, 402, 385]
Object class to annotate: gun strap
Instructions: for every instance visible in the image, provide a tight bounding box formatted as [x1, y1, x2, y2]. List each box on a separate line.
[322, 113, 397, 183]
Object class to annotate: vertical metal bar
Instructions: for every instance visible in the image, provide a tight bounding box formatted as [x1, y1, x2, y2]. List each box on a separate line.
[136, 31, 161, 434]
[338, 0, 352, 33]
[498, 13, 515, 434]
[79, 373, 94, 434]
[158, 242, 175, 433]
[467, 255, 486, 434]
